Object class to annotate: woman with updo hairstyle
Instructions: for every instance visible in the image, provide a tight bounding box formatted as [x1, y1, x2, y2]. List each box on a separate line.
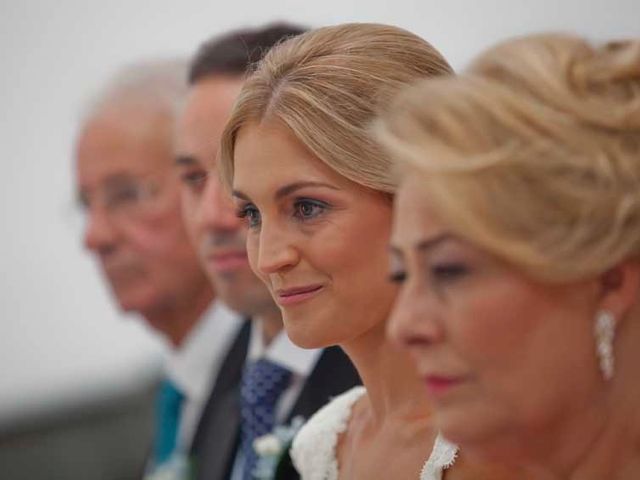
[378, 33, 640, 479]
[219, 22, 525, 480]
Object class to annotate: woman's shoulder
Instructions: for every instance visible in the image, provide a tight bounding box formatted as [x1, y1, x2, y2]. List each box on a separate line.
[290, 386, 367, 480]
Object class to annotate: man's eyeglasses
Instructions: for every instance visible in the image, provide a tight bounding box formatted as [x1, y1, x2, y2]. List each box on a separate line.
[78, 174, 168, 222]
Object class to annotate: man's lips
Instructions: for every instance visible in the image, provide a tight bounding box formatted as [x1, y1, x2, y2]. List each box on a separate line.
[205, 250, 249, 272]
[102, 260, 143, 280]
[275, 284, 324, 306]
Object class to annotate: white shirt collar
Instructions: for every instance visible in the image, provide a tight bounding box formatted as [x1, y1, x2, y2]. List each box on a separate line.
[165, 301, 243, 400]
[247, 318, 321, 378]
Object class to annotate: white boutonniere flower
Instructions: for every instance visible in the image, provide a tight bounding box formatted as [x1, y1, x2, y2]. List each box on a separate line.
[144, 452, 191, 480]
[252, 416, 306, 480]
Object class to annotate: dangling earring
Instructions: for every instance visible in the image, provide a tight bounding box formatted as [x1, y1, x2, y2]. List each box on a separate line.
[594, 310, 616, 381]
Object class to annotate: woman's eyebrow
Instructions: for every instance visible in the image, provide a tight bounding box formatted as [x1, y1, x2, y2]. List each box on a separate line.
[415, 233, 453, 253]
[274, 181, 339, 200]
[233, 181, 339, 202]
[232, 189, 250, 201]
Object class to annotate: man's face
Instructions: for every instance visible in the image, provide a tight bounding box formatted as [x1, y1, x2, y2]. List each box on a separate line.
[76, 103, 211, 324]
[176, 76, 275, 316]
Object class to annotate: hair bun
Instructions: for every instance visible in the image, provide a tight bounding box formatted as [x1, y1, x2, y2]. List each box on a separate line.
[574, 40, 640, 84]
[569, 39, 640, 130]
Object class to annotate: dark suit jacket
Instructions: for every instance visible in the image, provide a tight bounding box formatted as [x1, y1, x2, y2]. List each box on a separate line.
[189, 320, 360, 480]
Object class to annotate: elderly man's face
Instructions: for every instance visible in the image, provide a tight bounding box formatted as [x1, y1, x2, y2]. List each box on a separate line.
[76, 103, 210, 324]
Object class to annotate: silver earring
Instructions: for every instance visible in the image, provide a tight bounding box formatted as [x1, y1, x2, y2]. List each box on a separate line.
[594, 310, 616, 381]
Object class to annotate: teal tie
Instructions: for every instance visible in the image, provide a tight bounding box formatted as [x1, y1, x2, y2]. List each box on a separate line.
[153, 378, 185, 466]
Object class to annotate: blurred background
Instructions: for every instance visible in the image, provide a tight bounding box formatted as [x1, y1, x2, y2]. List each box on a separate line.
[0, 0, 638, 477]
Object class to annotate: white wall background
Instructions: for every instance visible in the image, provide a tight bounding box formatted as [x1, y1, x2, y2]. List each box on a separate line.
[1, 0, 638, 416]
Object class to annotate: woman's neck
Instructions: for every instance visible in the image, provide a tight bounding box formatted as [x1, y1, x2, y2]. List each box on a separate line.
[567, 405, 640, 480]
[492, 391, 640, 480]
[340, 320, 431, 424]
[553, 315, 640, 480]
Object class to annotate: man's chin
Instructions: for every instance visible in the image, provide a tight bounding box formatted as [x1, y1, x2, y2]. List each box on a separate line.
[111, 288, 162, 316]
[213, 285, 273, 317]
[205, 266, 246, 283]
[213, 288, 249, 314]
[205, 270, 241, 292]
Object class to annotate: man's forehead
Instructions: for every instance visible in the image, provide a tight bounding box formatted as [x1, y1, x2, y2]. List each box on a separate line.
[176, 78, 243, 170]
[76, 109, 174, 187]
[180, 83, 237, 132]
[187, 76, 244, 111]
[83, 102, 172, 142]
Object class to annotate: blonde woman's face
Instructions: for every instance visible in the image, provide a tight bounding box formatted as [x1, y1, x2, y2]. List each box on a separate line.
[232, 121, 397, 348]
[388, 174, 604, 458]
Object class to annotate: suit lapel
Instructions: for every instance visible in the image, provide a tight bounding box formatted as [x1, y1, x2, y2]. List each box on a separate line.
[190, 327, 359, 480]
[276, 346, 360, 480]
[190, 319, 251, 480]
[193, 389, 241, 480]
[287, 345, 361, 422]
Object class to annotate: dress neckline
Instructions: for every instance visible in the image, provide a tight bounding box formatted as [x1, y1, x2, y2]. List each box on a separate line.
[291, 386, 459, 480]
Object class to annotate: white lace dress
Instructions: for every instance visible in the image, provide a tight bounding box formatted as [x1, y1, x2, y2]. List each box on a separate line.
[291, 386, 458, 480]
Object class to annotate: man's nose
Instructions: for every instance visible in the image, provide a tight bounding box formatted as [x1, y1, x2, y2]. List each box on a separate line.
[198, 176, 241, 232]
[83, 205, 118, 255]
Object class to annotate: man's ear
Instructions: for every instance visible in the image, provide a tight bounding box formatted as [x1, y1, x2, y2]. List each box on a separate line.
[598, 259, 640, 324]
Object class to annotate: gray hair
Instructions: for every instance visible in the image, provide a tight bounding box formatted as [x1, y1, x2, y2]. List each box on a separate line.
[82, 58, 189, 121]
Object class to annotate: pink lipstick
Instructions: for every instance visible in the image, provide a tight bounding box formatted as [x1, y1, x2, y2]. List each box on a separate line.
[424, 375, 463, 396]
[276, 285, 324, 306]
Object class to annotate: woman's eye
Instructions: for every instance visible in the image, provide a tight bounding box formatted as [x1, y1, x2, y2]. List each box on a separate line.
[388, 270, 407, 284]
[236, 204, 261, 228]
[293, 199, 327, 220]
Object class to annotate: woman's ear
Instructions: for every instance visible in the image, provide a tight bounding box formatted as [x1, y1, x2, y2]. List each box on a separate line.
[598, 259, 640, 324]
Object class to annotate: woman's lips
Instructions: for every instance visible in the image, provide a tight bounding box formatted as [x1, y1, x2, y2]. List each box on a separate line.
[424, 375, 465, 397]
[275, 285, 324, 306]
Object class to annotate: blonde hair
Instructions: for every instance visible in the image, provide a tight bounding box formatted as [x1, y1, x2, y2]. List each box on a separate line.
[377, 33, 640, 282]
[219, 23, 452, 194]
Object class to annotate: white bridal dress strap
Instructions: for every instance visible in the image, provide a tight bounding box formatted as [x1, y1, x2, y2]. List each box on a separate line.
[420, 433, 458, 480]
[291, 386, 367, 480]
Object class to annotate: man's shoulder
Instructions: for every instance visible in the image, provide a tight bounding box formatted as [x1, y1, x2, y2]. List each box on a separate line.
[289, 346, 361, 422]
[310, 346, 360, 386]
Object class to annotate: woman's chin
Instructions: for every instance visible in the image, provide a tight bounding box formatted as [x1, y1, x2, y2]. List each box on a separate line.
[435, 407, 481, 443]
[436, 408, 515, 463]
[283, 321, 337, 350]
